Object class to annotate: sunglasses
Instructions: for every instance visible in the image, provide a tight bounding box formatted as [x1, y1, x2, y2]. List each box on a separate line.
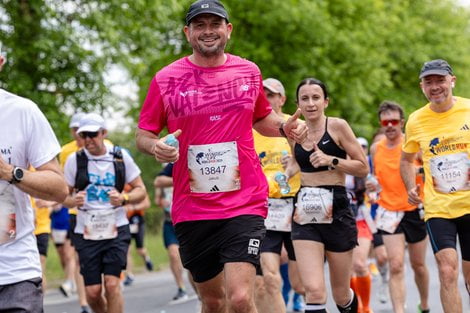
[79, 131, 99, 139]
[380, 119, 400, 127]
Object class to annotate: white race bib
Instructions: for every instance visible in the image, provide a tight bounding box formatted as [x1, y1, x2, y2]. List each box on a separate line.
[129, 217, 139, 234]
[187, 142, 240, 193]
[375, 205, 404, 233]
[360, 204, 377, 234]
[430, 152, 470, 193]
[294, 187, 334, 225]
[51, 229, 67, 244]
[83, 209, 117, 240]
[0, 183, 16, 245]
[265, 198, 294, 232]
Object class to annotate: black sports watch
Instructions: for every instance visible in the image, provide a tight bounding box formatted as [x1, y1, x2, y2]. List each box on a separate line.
[9, 166, 24, 184]
[279, 123, 287, 138]
[329, 158, 339, 170]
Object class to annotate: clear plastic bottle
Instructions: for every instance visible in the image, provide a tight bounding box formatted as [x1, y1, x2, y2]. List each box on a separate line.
[274, 171, 291, 195]
[366, 173, 381, 202]
[164, 134, 179, 149]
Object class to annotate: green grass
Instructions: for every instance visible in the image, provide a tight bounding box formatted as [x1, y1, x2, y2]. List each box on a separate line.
[45, 231, 169, 289]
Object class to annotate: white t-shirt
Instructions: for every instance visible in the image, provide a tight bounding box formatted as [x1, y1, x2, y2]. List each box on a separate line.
[64, 146, 141, 233]
[0, 89, 61, 285]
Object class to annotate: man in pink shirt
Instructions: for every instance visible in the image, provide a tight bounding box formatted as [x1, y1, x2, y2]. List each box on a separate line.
[136, 1, 306, 312]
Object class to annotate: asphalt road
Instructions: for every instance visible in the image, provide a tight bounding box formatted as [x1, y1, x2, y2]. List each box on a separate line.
[45, 247, 470, 313]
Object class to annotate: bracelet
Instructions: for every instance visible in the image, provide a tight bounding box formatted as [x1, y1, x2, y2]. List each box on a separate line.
[122, 193, 129, 205]
[279, 122, 287, 138]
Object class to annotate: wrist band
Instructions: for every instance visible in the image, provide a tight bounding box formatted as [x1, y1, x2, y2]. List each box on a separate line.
[279, 123, 287, 138]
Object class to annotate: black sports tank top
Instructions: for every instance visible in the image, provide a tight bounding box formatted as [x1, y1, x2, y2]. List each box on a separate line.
[294, 117, 347, 172]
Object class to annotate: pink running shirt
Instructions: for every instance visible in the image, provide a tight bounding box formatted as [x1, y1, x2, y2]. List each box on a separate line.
[138, 54, 271, 224]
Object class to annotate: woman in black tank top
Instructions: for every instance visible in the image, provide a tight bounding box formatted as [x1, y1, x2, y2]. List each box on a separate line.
[287, 78, 369, 313]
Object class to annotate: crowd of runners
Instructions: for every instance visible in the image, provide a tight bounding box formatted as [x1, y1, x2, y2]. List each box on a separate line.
[1, 1, 470, 313]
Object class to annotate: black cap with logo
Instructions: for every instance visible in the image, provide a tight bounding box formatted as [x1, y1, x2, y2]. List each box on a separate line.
[186, 0, 229, 25]
[419, 59, 454, 79]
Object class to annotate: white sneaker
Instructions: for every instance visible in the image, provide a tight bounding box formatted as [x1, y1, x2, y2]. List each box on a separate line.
[378, 282, 388, 304]
[59, 281, 73, 297]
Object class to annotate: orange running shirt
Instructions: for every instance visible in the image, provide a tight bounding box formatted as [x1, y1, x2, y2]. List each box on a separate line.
[374, 137, 422, 212]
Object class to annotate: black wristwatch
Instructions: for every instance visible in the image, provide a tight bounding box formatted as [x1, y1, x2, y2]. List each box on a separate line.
[9, 166, 24, 184]
[279, 123, 287, 138]
[329, 158, 339, 170]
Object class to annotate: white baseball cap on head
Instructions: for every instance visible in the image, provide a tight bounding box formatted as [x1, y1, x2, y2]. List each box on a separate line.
[69, 112, 86, 128]
[357, 137, 368, 147]
[77, 113, 106, 133]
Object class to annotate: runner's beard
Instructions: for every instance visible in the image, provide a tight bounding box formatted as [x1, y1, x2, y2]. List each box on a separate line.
[194, 39, 227, 58]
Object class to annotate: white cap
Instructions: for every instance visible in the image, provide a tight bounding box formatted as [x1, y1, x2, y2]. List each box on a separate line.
[357, 137, 368, 147]
[263, 78, 285, 96]
[77, 113, 106, 133]
[69, 112, 86, 128]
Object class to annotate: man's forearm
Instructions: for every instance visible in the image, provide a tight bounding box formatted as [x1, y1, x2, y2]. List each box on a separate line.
[126, 186, 146, 204]
[136, 128, 159, 155]
[253, 111, 284, 137]
[400, 158, 417, 191]
[62, 193, 77, 208]
[17, 170, 67, 202]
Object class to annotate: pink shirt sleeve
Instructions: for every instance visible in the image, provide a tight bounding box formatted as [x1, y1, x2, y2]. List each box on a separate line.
[253, 76, 272, 123]
[138, 77, 167, 134]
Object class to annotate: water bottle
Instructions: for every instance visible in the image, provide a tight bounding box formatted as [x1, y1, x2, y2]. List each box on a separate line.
[274, 171, 291, 195]
[164, 134, 179, 149]
[366, 173, 381, 202]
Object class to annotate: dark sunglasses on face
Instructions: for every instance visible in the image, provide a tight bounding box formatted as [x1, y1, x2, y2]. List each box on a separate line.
[380, 119, 400, 127]
[79, 131, 99, 139]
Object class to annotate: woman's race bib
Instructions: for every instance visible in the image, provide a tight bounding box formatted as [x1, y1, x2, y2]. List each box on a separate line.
[83, 209, 117, 240]
[188, 142, 240, 193]
[0, 183, 16, 245]
[375, 205, 404, 233]
[51, 229, 68, 244]
[430, 152, 470, 193]
[265, 198, 294, 232]
[294, 187, 334, 225]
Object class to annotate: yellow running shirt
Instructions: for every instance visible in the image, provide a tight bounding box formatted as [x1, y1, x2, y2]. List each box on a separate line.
[403, 97, 470, 220]
[253, 114, 300, 198]
[32, 199, 51, 235]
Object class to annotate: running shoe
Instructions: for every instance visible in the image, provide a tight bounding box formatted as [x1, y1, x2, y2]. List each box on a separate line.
[369, 262, 379, 277]
[293, 294, 304, 312]
[59, 281, 73, 297]
[145, 258, 154, 271]
[172, 288, 189, 302]
[417, 303, 430, 313]
[378, 282, 388, 304]
[80, 306, 91, 313]
[123, 274, 135, 286]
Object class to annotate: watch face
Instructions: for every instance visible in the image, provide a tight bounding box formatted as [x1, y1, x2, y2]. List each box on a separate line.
[14, 167, 24, 180]
[332, 158, 339, 166]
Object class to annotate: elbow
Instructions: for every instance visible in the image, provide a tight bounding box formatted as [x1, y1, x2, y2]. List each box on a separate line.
[135, 131, 145, 153]
[357, 165, 369, 178]
[54, 183, 69, 203]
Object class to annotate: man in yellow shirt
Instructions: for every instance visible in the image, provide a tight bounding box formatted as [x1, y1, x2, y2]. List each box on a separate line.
[253, 78, 303, 313]
[401, 59, 470, 313]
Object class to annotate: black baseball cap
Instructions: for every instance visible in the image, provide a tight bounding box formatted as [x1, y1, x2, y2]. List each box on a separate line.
[419, 59, 453, 79]
[186, 0, 229, 25]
